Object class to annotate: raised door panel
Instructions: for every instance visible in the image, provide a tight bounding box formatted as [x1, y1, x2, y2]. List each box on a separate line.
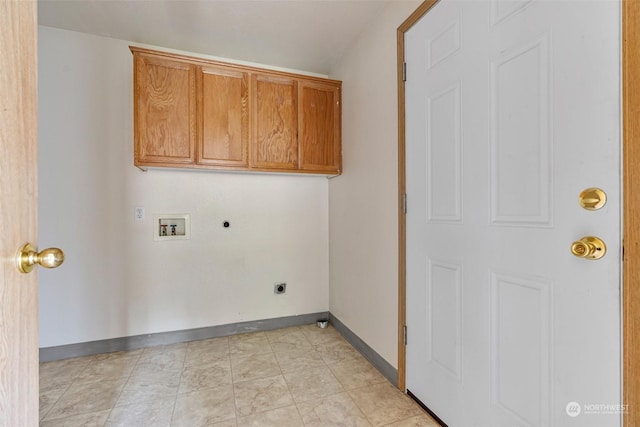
[252, 75, 298, 169]
[299, 81, 341, 173]
[198, 66, 249, 167]
[134, 54, 196, 166]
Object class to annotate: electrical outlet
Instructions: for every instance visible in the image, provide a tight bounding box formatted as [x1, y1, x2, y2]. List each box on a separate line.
[274, 283, 287, 294]
[135, 207, 145, 221]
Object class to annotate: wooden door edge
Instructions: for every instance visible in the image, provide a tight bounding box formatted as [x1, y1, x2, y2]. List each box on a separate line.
[623, 0, 640, 425]
[397, 23, 407, 392]
[396, 0, 440, 393]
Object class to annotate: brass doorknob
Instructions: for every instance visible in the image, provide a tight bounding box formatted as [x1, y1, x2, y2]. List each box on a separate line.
[16, 243, 64, 274]
[570, 236, 606, 260]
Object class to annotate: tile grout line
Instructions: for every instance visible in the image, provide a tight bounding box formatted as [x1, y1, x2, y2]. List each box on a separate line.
[224, 336, 242, 425]
[344, 384, 378, 427]
[238, 333, 299, 423]
[273, 334, 308, 426]
[103, 351, 145, 426]
[39, 381, 72, 421]
[223, 336, 236, 426]
[232, 328, 310, 424]
[168, 342, 190, 427]
[39, 364, 83, 423]
[293, 325, 343, 426]
[40, 356, 98, 423]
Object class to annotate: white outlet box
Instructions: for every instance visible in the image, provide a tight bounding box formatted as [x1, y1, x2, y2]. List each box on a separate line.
[153, 214, 191, 241]
[135, 207, 145, 221]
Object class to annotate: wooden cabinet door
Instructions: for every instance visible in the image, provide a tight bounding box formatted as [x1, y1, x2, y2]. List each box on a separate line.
[252, 75, 298, 169]
[198, 66, 249, 167]
[134, 54, 196, 166]
[299, 81, 341, 173]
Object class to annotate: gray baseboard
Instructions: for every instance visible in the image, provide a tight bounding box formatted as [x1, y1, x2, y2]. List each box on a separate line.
[329, 313, 398, 387]
[40, 310, 399, 389]
[40, 311, 329, 362]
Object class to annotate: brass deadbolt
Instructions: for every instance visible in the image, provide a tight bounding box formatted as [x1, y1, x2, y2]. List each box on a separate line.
[579, 188, 607, 211]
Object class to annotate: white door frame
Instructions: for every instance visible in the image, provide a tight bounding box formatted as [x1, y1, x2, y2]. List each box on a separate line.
[396, 1, 640, 425]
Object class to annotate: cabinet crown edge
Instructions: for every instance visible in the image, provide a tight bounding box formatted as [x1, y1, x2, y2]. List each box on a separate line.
[129, 46, 342, 87]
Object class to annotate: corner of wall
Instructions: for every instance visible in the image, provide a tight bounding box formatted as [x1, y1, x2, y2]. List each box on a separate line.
[327, 1, 421, 369]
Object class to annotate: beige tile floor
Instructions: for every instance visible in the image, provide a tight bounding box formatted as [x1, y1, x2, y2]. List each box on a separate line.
[39, 324, 439, 427]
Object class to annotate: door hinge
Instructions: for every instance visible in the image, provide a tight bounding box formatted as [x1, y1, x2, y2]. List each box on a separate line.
[402, 193, 407, 214]
[403, 325, 408, 346]
[402, 62, 407, 82]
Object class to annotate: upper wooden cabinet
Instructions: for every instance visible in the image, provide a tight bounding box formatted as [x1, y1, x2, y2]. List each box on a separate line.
[198, 66, 249, 167]
[252, 74, 299, 170]
[133, 53, 196, 165]
[299, 81, 341, 173]
[131, 47, 342, 175]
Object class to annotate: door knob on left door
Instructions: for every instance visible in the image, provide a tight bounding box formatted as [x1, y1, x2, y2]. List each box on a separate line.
[16, 243, 64, 274]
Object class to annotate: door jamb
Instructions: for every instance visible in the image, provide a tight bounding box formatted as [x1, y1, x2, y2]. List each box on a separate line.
[623, 0, 639, 425]
[396, 2, 640, 425]
[396, 0, 439, 392]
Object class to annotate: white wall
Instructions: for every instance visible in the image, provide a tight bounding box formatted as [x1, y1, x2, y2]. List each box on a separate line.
[38, 26, 329, 348]
[328, 1, 420, 368]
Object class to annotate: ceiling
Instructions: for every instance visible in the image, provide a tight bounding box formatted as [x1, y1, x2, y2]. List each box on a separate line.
[38, 0, 395, 75]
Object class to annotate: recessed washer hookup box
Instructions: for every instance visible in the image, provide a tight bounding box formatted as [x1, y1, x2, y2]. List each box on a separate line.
[153, 214, 191, 241]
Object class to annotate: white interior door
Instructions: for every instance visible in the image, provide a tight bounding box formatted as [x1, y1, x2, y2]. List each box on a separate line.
[405, 1, 621, 426]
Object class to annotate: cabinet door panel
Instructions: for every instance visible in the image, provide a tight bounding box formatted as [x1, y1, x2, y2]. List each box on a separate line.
[198, 67, 249, 167]
[299, 82, 341, 172]
[252, 75, 298, 169]
[134, 55, 196, 165]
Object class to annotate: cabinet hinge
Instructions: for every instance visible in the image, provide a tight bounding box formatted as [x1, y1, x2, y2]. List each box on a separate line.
[403, 325, 408, 346]
[402, 62, 407, 82]
[402, 193, 407, 215]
